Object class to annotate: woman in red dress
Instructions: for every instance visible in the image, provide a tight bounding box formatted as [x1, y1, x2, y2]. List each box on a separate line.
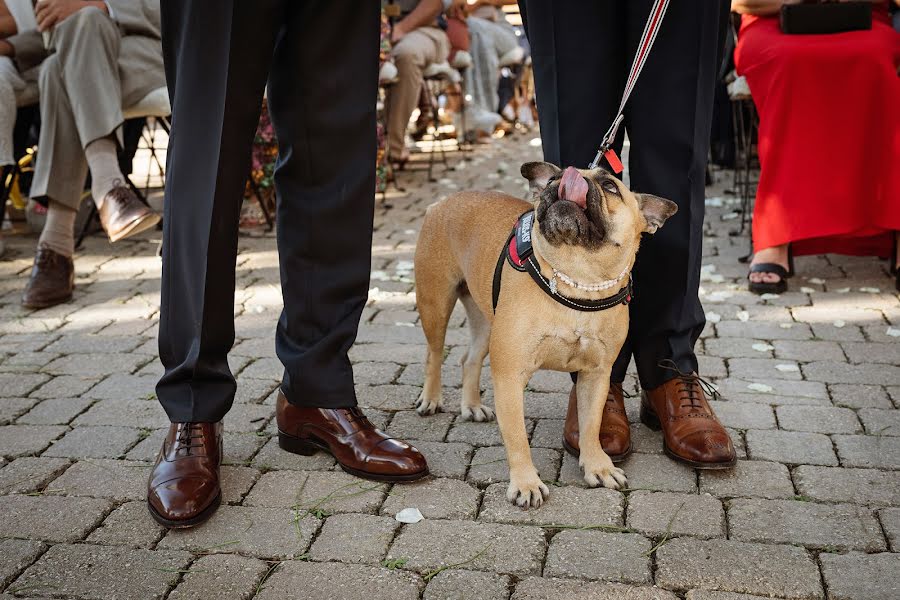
[733, 0, 900, 292]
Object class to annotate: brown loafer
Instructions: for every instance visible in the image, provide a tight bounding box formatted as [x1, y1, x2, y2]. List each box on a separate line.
[563, 382, 633, 462]
[147, 422, 223, 528]
[276, 391, 428, 482]
[98, 183, 161, 243]
[22, 245, 74, 309]
[640, 372, 736, 469]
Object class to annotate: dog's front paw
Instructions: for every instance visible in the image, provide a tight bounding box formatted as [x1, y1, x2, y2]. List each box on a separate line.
[460, 404, 495, 422]
[415, 391, 442, 416]
[506, 474, 550, 509]
[582, 463, 628, 491]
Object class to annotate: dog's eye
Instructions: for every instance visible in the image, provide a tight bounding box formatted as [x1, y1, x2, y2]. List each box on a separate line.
[601, 181, 619, 195]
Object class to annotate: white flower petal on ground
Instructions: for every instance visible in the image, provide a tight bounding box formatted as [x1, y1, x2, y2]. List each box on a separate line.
[859, 287, 881, 294]
[748, 382, 774, 393]
[395, 508, 424, 524]
[722, 212, 740, 221]
[799, 287, 815, 294]
[706, 312, 722, 323]
[706, 290, 733, 303]
[705, 197, 724, 207]
[886, 327, 900, 338]
[779, 323, 794, 329]
[833, 320, 846, 328]
[775, 363, 800, 372]
[760, 293, 781, 301]
[835, 287, 851, 293]
[737, 311, 750, 322]
[808, 278, 825, 285]
[752, 343, 775, 353]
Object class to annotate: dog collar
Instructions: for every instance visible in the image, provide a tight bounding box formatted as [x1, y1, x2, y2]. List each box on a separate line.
[491, 211, 633, 313]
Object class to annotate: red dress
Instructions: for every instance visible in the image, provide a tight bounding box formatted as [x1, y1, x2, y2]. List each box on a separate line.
[734, 6, 900, 258]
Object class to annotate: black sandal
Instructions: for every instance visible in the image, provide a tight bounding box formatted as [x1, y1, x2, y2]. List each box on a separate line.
[748, 245, 794, 295]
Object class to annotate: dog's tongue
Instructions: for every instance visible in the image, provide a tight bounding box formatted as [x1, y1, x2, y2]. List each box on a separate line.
[558, 167, 588, 210]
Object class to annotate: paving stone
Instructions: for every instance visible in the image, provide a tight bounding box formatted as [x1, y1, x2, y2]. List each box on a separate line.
[707, 401, 775, 430]
[223, 403, 272, 433]
[878, 507, 900, 551]
[387, 520, 545, 576]
[0, 456, 71, 494]
[158, 505, 317, 559]
[772, 339, 845, 362]
[561, 453, 696, 492]
[43, 352, 148, 377]
[529, 418, 563, 448]
[0, 425, 67, 458]
[858, 408, 900, 436]
[221, 432, 268, 466]
[353, 361, 403, 385]
[221, 465, 261, 504]
[745, 430, 837, 465]
[85, 500, 166, 548]
[0, 372, 50, 397]
[716, 321, 813, 340]
[545, 530, 651, 584]
[842, 341, 900, 365]
[829, 384, 893, 409]
[82, 373, 158, 400]
[775, 406, 860, 434]
[819, 552, 900, 600]
[479, 482, 622, 528]
[358, 384, 425, 411]
[250, 437, 336, 471]
[0, 397, 38, 425]
[794, 466, 900, 507]
[803, 361, 900, 385]
[44, 334, 142, 355]
[655, 538, 822, 599]
[833, 434, 900, 469]
[0, 494, 111, 542]
[0, 538, 45, 589]
[243, 470, 387, 514]
[48, 458, 150, 501]
[705, 337, 775, 359]
[409, 440, 473, 479]
[387, 410, 454, 442]
[699, 460, 795, 499]
[381, 477, 480, 520]
[685, 593, 791, 600]
[9, 543, 192, 600]
[16, 397, 95, 425]
[423, 569, 510, 600]
[522, 392, 568, 419]
[168, 554, 270, 600]
[627, 491, 724, 539]
[728, 358, 803, 381]
[716, 378, 827, 401]
[728, 498, 884, 551]
[447, 421, 509, 447]
[466, 446, 560, 486]
[308, 513, 398, 564]
[42, 426, 143, 459]
[29, 375, 102, 400]
[234, 378, 278, 404]
[72, 397, 167, 429]
[511, 577, 679, 600]
[256, 561, 422, 600]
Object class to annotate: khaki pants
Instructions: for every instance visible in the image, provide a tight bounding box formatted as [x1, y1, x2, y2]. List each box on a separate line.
[385, 26, 449, 159]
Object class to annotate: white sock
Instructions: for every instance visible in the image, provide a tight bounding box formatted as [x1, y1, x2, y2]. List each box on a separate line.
[37, 201, 76, 258]
[85, 136, 125, 209]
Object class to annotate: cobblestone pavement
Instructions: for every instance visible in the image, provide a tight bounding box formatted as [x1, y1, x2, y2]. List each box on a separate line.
[1, 132, 899, 600]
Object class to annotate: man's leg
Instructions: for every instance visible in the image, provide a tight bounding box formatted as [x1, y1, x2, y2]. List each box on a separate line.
[156, 0, 280, 423]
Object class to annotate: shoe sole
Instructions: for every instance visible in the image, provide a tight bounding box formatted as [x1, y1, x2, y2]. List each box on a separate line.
[22, 292, 73, 310]
[108, 212, 161, 243]
[561, 436, 632, 464]
[278, 430, 429, 483]
[639, 402, 737, 470]
[147, 492, 221, 529]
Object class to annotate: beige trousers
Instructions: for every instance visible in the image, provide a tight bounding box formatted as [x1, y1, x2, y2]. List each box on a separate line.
[385, 26, 449, 159]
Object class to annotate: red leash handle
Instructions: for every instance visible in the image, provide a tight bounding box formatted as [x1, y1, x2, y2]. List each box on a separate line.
[589, 0, 670, 172]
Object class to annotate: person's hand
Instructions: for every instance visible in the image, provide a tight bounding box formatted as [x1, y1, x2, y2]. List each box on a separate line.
[35, 0, 106, 32]
[391, 21, 407, 44]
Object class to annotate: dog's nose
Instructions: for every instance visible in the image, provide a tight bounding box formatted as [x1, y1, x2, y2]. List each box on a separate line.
[558, 167, 588, 210]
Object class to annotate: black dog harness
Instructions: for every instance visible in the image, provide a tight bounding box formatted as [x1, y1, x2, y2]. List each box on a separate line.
[491, 211, 633, 313]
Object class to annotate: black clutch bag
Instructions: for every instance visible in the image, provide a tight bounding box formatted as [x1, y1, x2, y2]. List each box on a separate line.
[780, 1, 872, 34]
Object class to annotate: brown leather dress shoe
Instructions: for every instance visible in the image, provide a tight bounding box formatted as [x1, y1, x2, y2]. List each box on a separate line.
[22, 245, 74, 309]
[563, 382, 633, 462]
[98, 183, 161, 243]
[641, 372, 736, 469]
[276, 391, 428, 482]
[147, 422, 223, 528]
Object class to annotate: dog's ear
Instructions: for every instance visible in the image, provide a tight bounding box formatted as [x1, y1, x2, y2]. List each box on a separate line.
[636, 194, 678, 234]
[521, 162, 562, 196]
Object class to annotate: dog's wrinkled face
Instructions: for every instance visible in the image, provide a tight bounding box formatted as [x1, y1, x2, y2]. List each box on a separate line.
[521, 161, 677, 250]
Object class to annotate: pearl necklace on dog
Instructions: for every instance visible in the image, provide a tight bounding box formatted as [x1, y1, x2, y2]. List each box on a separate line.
[548, 265, 630, 295]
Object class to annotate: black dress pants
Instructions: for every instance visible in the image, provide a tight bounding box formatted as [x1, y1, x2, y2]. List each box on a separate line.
[519, 0, 730, 390]
[156, 1, 379, 422]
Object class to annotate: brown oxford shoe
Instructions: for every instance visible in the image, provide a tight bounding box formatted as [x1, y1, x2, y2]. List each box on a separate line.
[147, 422, 223, 528]
[98, 183, 161, 243]
[22, 245, 74, 309]
[640, 371, 736, 469]
[563, 382, 633, 462]
[276, 391, 428, 482]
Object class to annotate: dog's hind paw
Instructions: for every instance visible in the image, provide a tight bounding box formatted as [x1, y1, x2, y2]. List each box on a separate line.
[415, 393, 442, 416]
[461, 404, 495, 422]
[583, 465, 627, 491]
[506, 476, 550, 509]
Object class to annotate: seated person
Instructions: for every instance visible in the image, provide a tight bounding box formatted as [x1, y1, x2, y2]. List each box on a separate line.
[2, 0, 165, 308]
[385, 0, 450, 166]
[733, 0, 900, 293]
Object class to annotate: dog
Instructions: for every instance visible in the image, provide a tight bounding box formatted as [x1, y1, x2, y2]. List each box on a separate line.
[413, 161, 677, 508]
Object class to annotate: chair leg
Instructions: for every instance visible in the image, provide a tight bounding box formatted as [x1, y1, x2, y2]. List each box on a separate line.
[247, 177, 274, 231]
[75, 201, 96, 250]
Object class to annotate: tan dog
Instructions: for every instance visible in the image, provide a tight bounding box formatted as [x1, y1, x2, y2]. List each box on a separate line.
[414, 162, 677, 508]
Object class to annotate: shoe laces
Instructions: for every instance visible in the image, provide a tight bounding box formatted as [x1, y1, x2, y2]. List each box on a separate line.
[106, 180, 133, 205]
[174, 423, 206, 456]
[345, 407, 374, 428]
[35, 245, 60, 267]
[658, 359, 719, 411]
